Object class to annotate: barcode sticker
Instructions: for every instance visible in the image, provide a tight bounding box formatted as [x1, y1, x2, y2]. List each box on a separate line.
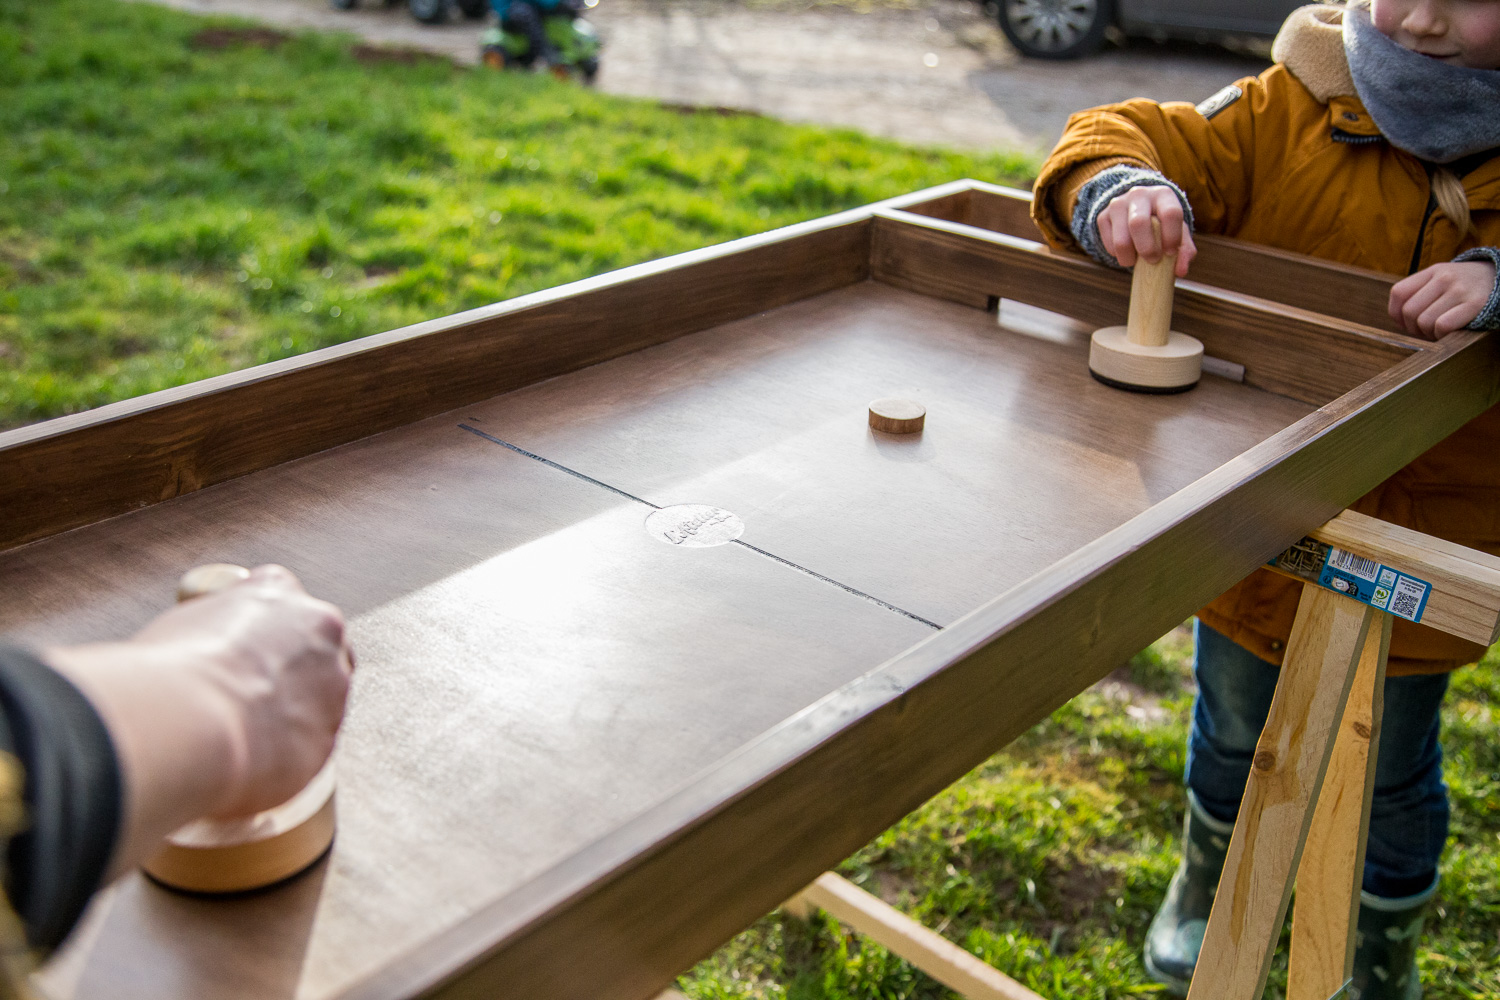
[1327, 547, 1379, 581]
[1269, 537, 1430, 623]
[1387, 575, 1430, 622]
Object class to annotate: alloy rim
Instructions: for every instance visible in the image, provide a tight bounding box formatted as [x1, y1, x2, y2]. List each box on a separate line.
[1003, 0, 1100, 50]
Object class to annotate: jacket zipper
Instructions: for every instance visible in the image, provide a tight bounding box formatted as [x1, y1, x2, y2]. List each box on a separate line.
[1408, 187, 1437, 276]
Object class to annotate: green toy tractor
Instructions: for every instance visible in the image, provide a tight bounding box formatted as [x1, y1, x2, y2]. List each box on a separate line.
[480, 14, 600, 82]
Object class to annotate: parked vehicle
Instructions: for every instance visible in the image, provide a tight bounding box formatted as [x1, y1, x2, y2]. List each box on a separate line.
[993, 0, 1301, 59]
[329, 0, 490, 26]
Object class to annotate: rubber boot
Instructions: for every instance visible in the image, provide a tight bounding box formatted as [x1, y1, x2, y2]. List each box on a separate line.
[1144, 791, 1234, 996]
[1349, 878, 1436, 1000]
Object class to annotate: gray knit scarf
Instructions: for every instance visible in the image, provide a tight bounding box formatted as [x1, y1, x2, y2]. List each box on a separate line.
[1344, 6, 1500, 164]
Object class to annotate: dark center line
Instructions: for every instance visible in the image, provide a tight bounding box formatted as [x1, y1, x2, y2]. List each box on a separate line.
[461, 424, 659, 507]
[458, 423, 943, 631]
[728, 539, 942, 629]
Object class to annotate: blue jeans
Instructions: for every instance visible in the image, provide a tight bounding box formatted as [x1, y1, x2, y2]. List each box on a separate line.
[1184, 621, 1449, 898]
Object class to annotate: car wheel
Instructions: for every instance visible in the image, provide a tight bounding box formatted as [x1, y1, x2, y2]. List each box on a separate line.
[997, 0, 1113, 59]
[456, 0, 490, 18]
[409, 0, 452, 23]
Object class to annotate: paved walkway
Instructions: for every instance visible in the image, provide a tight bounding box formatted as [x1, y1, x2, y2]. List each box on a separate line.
[131, 0, 1268, 152]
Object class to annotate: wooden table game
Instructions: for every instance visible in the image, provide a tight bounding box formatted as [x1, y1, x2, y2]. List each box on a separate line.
[2, 181, 1496, 1000]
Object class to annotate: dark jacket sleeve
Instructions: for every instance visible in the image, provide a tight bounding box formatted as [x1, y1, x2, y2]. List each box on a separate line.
[0, 645, 121, 953]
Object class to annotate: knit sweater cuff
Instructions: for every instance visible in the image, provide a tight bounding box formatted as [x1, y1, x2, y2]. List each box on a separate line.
[1052, 156, 1141, 234]
[1455, 247, 1500, 331]
[1069, 164, 1196, 269]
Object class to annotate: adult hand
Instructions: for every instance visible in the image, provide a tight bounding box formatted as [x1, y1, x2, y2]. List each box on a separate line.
[44, 565, 353, 879]
[1096, 184, 1197, 276]
[140, 564, 352, 816]
[1388, 261, 1496, 339]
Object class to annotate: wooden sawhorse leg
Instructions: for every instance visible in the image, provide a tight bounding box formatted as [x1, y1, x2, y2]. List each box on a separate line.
[1287, 612, 1389, 1000]
[1187, 587, 1390, 1000]
[785, 872, 1044, 1000]
[786, 869, 1044, 995]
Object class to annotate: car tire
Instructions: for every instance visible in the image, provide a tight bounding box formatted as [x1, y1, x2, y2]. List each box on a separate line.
[456, 0, 490, 18]
[409, 0, 453, 23]
[330, 0, 358, 8]
[997, 0, 1113, 59]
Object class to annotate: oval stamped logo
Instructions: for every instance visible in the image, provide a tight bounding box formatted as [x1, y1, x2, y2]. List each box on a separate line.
[645, 504, 745, 548]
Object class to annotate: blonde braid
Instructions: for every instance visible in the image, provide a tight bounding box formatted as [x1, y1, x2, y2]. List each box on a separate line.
[1432, 167, 1476, 239]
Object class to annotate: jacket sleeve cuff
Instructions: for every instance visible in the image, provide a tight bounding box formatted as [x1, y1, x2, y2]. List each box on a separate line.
[1050, 156, 1141, 232]
[1069, 164, 1195, 269]
[1454, 247, 1500, 331]
[0, 645, 122, 954]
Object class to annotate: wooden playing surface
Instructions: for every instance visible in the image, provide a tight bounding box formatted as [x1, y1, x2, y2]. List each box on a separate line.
[6, 281, 1303, 1000]
[2, 182, 1495, 1000]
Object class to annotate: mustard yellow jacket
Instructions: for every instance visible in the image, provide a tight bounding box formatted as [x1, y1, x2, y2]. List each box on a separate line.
[1031, 6, 1500, 674]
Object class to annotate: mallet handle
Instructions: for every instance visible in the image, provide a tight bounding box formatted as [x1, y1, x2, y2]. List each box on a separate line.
[1125, 218, 1177, 349]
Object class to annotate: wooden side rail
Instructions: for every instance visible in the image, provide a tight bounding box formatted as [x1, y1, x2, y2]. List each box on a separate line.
[0, 180, 988, 555]
[0, 179, 1428, 553]
[898, 181, 1401, 334]
[868, 210, 1427, 407]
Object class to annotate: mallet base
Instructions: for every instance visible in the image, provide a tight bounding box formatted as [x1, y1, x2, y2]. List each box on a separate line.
[1088, 326, 1204, 392]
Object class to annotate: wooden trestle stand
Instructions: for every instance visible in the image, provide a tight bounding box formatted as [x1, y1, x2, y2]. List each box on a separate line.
[782, 510, 1500, 1000]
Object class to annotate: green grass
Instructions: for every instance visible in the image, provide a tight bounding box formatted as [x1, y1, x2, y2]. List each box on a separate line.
[0, 0, 1032, 430]
[677, 626, 1500, 1000]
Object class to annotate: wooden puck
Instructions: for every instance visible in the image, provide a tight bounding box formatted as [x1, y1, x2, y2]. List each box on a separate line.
[143, 762, 337, 894]
[868, 398, 925, 434]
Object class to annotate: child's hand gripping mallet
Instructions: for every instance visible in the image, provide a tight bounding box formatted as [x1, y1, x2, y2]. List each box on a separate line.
[141, 564, 338, 894]
[1088, 219, 1204, 393]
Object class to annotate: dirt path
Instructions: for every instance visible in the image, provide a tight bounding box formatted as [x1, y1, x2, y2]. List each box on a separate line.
[129, 0, 1266, 153]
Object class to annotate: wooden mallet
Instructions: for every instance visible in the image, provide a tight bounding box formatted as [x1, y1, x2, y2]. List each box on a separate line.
[1088, 219, 1203, 393]
[141, 564, 337, 894]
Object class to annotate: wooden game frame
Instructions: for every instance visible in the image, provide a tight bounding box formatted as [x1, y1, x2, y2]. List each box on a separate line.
[4, 181, 1497, 1000]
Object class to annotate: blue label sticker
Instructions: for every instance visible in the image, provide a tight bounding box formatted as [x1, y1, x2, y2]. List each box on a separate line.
[1270, 540, 1430, 623]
